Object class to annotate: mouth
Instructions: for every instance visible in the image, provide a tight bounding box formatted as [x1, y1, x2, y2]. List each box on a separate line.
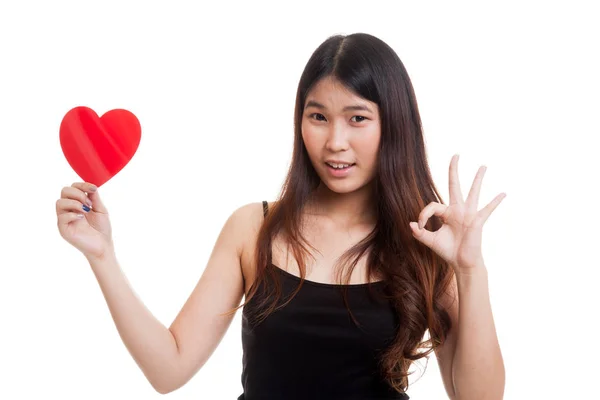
[325, 162, 356, 170]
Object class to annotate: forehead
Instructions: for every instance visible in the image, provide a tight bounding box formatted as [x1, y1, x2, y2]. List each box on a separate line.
[306, 76, 372, 106]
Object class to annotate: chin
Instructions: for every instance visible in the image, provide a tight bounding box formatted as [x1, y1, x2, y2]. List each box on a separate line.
[321, 178, 368, 195]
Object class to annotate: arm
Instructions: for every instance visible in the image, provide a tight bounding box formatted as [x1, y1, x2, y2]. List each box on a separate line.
[88, 203, 258, 394]
[435, 265, 505, 400]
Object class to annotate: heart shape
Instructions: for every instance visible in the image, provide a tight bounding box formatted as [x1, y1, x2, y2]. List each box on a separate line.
[60, 106, 141, 187]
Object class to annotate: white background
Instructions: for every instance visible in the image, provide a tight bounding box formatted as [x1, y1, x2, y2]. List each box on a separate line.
[1, 1, 598, 399]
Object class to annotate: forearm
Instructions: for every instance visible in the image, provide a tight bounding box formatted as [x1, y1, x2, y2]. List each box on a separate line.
[88, 252, 181, 393]
[452, 267, 505, 400]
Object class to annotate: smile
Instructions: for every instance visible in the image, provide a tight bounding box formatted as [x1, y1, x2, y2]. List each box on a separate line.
[325, 162, 355, 169]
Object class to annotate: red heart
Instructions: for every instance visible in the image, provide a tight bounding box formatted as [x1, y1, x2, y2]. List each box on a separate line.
[60, 106, 141, 187]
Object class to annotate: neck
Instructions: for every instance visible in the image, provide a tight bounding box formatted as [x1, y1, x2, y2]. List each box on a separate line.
[306, 182, 377, 227]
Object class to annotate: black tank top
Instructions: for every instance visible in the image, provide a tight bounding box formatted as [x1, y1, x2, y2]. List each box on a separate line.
[238, 202, 409, 400]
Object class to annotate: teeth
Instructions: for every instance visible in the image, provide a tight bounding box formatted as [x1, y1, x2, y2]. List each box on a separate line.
[328, 163, 350, 169]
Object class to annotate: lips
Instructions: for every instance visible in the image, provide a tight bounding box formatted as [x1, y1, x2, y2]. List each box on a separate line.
[325, 162, 356, 169]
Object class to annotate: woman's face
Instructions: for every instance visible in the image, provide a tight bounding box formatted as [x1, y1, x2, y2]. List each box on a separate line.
[302, 76, 381, 195]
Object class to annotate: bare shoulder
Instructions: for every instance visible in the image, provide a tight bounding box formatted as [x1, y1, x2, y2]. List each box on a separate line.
[229, 201, 266, 230]
[226, 201, 266, 249]
[233, 201, 271, 294]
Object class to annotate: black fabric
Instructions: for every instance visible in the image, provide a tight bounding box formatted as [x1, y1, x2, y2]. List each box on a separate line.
[237, 202, 409, 400]
[262, 200, 268, 219]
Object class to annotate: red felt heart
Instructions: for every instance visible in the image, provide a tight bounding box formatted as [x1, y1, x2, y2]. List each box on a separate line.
[60, 106, 141, 187]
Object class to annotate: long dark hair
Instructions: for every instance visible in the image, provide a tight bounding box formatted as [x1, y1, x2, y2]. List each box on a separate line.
[228, 33, 455, 394]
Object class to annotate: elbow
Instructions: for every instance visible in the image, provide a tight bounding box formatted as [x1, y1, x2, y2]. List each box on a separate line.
[147, 356, 186, 394]
[151, 381, 175, 395]
[146, 350, 199, 395]
[148, 371, 183, 395]
[151, 380, 180, 395]
[149, 367, 191, 395]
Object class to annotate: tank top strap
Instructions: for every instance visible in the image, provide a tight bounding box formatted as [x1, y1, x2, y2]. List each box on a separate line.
[262, 201, 272, 266]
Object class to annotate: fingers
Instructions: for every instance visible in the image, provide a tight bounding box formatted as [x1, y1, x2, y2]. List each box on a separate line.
[465, 165, 486, 211]
[71, 182, 108, 214]
[409, 221, 436, 248]
[418, 202, 447, 229]
[56, 198, 92, 215]
[412, 202, 447, 248]
[57, 182, 108, 214]
[57, 211, 85, 225]
[60, 186, 93, 208]
[85, 188, 108, 214]
[449, 154, 464, 206]
[71, 182, 98, 194]
[477, 192, 506, 224]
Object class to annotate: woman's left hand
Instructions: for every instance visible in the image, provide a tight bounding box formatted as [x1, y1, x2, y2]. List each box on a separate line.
[410, 154, 506, 274]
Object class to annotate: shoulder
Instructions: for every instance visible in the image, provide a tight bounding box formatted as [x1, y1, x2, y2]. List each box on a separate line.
[228, 201, 268, 229]
[223, 201, 269, 256]
[227, 201, 274, 291]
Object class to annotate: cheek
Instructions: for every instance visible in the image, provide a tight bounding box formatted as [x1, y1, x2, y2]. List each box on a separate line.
[301, 124, 321, 155]
[354, 129, 381, 163]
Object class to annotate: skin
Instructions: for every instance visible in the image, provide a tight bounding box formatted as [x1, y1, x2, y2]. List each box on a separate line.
[301, 75, 381, 215]
[55, 76, 504, 398]
[268, 75, 384, 284]
[411, 155, 506, 399]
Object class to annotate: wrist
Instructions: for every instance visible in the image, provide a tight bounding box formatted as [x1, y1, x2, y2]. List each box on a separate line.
[455, 266, 489, 289]
[86, 245, 117, 267]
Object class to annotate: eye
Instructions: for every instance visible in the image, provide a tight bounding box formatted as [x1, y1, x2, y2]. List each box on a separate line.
[351, 115, 367, 123]
[309, 113, 327, 122]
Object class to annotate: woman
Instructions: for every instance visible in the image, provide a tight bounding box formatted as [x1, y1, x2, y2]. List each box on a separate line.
[56, 33, 506, 399]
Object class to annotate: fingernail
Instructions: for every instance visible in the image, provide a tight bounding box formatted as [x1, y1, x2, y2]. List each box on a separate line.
[82, 204, 91, 212]
[76, 214, 84, 219]
[89, 185, 97, 192]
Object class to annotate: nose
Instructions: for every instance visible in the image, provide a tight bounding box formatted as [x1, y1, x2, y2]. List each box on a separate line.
[325, 122, 350, 153]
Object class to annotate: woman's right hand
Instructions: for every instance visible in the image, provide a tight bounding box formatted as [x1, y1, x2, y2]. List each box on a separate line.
[56, 182, 114, 261]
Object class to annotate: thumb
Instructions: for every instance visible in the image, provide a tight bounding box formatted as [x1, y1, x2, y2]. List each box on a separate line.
[409, 221, 434, 248]
[87, 186, 108, 214]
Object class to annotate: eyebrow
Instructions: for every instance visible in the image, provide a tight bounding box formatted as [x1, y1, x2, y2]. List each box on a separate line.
[304, 100, 373, 113]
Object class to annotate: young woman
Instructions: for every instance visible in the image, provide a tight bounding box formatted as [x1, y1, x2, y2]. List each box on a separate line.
[56, 33, 506, 399]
